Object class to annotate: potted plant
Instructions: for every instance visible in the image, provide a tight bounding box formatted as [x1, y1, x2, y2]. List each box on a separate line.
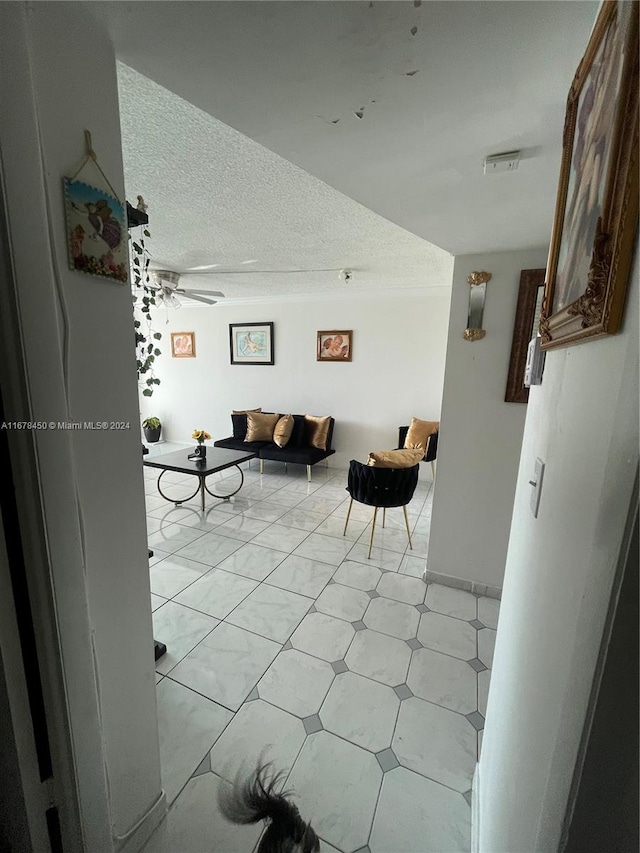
[142, 417, 162, 443]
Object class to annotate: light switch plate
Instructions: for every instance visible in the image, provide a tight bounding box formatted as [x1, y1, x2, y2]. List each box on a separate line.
[530, 457, 545, 518]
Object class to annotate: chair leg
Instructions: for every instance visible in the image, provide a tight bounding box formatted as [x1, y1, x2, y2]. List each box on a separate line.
[403, 505, 413, 550]
[343, 498, 353, 537]
[431, 460, 435, 479]
[307, 464, 312, 482]
[382, 507, 386, 528]
[259, 459, 264, 474]
[368, 507, 379, 559]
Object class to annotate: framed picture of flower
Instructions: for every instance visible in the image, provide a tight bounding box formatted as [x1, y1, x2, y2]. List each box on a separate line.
[171, 332, 195, 358]
[540, 0, 638, 350]
[229, 323, 274, 365]
[317, 330, 352, 362]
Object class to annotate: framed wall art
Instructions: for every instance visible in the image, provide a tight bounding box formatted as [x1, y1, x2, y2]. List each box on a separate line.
[540, 0, 638, 350]
[505, 269, 546, 403]
[317, 330, 352, 362]
[171, 332, 195, 358]
[229, 322, 274, 365]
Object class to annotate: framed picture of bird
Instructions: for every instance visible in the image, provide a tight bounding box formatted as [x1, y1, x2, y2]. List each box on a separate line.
[63, 178, 128, 283]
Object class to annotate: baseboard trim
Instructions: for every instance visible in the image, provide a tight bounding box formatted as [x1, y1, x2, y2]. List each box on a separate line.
[472, 762, 480, 853]
[114, 789, 167, 853]
[423, 568, 502, 600]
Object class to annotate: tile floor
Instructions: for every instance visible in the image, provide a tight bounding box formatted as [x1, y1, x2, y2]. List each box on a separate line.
[142, 445, 500, 853]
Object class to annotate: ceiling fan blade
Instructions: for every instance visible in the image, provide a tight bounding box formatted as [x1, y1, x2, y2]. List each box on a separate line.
[181, 292, 218, 305]
[178, 288, 226, 298]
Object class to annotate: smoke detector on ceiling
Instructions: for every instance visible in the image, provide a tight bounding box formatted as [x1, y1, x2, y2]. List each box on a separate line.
[484, 150, 521, 175]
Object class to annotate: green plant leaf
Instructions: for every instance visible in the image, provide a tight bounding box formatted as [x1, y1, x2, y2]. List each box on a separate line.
[142, 389, 153, 397]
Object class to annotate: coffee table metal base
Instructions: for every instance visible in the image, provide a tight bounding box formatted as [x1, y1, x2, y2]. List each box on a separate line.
[155, 464, 245, 511]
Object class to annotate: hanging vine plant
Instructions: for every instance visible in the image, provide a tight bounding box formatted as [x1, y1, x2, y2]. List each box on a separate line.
[129, 199, 161, 397]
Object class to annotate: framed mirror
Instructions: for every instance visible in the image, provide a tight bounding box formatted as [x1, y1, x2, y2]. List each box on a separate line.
[505, 268, 546, 403]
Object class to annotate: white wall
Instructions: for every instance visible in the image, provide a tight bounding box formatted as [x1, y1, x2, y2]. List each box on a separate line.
[426, 247, 549, 590]
[139, 288, 452, 474]
[0, 4, 162, 849]
[478, 241, 638, 851]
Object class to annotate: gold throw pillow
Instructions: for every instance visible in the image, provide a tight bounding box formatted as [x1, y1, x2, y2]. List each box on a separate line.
[305, 414, 331, 450]
[367, 448, 424, 468]
[404, 417, 439, 452]
[245, 411, 279, 442]
[273, 414, 294, 448]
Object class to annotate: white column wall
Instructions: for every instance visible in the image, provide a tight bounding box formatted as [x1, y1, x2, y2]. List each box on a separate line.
[0, 4, 162, 849]
[426, 247, 549, 589]
[478, 241, 638, 851]
[139, 288, 452, 474]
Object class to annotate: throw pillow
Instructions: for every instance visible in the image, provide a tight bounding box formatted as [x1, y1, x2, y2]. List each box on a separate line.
[245, 411, 279, 442]
[367, 448, 424, 468]
[231, 408, 262, 439]
[273, 414, 294, 448]
[305, 414, 331, 450]
[404, 417, 439, 452]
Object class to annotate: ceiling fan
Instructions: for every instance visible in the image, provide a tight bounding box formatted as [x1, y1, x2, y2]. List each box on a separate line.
[149, 270, 226, 307]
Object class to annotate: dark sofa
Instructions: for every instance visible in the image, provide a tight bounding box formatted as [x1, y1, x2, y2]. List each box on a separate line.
[214, 413, 335, 480]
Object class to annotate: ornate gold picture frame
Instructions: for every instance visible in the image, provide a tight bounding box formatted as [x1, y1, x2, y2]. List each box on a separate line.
[540, 0, 638, 351]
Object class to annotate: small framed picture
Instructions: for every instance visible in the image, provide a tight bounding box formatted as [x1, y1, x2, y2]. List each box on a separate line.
[229, 322, 274, 365]
[171, 332, 196, 358]
[317, 330, 352, 362]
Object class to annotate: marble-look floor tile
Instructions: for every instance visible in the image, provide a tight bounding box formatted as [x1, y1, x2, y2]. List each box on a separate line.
[364, 597, 419, 640]
[147, 523, 207, 556]
[170, 622, 280, 711]
[293, 532, 354, 567]
[241, 501, 291, 523]
[398, 555, 427, 579]
[407, 532, 430, 558]
[478, 627, 497, 668]
[376, 572, 426, 605]
[250, 523, 311, 553]
[148, 548, 170, 567]
[258, 649, 334, 717]
[146, 516, 164, 535]
[369, 766, 470, 853]
[216, 543, 286, 582]
[478, 596, 501, 629]
[286, 731, 382, 853]
[332, 560, 382, 591]
[213, 514, 270, 542]
[347, 543, 403, 572]
[145, 494, 169, 512]
[331, 501, 377, 522]
[358, 524, 412, 555]
[174, 569, 257, 619]
[313, 514, 368, 542]
[276, 508, 327, 532]
[296, 495, 344, 515]
[320, 672, 399, 752]
[425, 584, 477, 621]
[174, 531, 244, 567]
[155, 678, 232, 804]
[150, 593, 168, 612]
[147, 504, 196, 524]
[225, 584, 311, 643]
[209, 698, 306, 783]
[152, 601, 220, 675]
[345, 629, 411, 687]
[142, 773, 261, 853]
[478, 669, 491, 717]
[266, 554, 336, 598]
[149, 554, 213, 599]
[169, 506, 230, 532]
[393, 696, 476, 792]
[407, 648, 477, 715]
[417, 612, 477, 660]
[290, 612, 355, 662]
[315, 583, 370, 622]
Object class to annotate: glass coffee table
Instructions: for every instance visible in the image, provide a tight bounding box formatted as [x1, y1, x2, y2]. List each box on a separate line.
[143, 447, 257, 511]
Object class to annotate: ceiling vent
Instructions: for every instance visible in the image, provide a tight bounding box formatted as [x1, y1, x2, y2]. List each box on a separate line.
[484, 150, 521, 175]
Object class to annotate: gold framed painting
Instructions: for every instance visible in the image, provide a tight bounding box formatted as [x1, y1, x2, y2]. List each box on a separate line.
[171, 332, 195, 358]
[540, 0, 638, 351]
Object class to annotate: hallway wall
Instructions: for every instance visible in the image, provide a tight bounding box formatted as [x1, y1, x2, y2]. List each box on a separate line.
[0, 4, 163, 849]
[478, 240, 639, 851]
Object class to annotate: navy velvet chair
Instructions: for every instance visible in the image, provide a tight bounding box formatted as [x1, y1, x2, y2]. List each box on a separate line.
[343, 460, 419, 558]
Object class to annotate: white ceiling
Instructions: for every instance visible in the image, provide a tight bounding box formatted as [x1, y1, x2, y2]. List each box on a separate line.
[96, 1, 598, 301]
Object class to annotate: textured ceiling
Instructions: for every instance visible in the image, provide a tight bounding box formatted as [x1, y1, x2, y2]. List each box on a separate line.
[96, 0, 598, 267]
[118, 62, 452, 303]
